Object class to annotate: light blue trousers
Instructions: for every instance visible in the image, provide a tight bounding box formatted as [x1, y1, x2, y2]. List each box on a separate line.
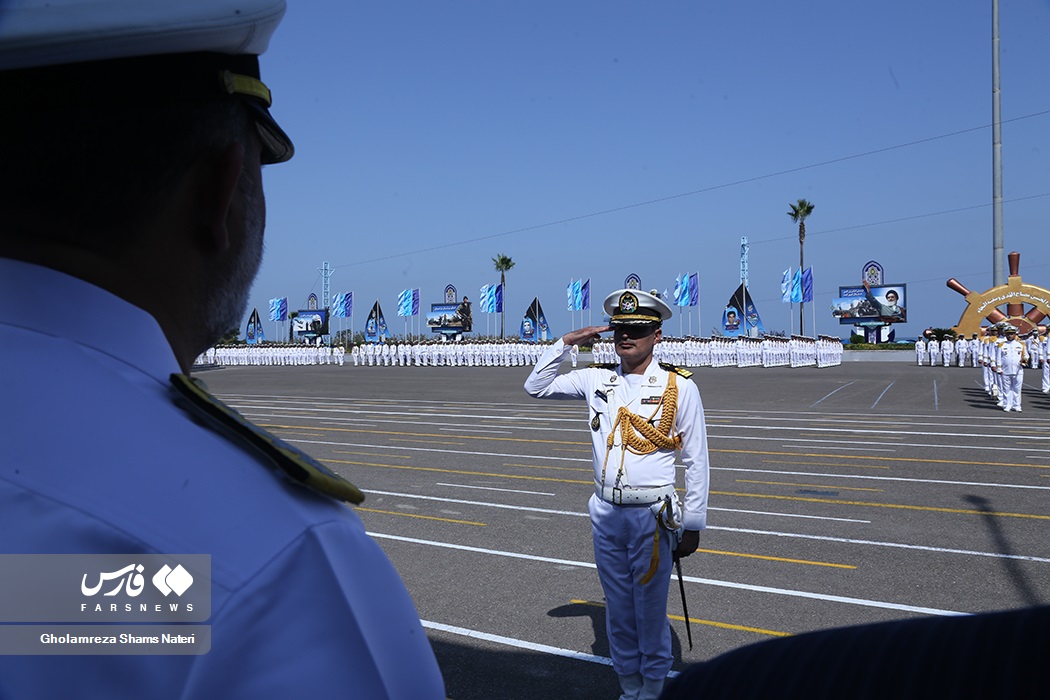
[589, 494, 675, 680]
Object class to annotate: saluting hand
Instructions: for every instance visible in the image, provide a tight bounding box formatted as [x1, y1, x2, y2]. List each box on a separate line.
[562, 325, 611, 348]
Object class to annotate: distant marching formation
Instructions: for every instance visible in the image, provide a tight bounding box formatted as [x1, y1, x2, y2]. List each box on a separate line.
[197, 335, 843, 369]
[916, 325, 1050, 411]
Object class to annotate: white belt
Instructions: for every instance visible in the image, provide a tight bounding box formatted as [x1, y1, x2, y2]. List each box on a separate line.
[596, 483, 676, 506]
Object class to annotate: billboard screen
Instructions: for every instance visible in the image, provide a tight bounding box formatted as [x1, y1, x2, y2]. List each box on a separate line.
[293, 309, 330, 337]
[833, 284, 907, 324]
[427, 302, 471, 333]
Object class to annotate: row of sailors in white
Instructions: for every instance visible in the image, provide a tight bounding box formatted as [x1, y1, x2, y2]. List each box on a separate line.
[199, 334, 851, 370]
[917, 333, 1048, 371]
[351, 340, 545, 367]
[592, 336, 842, 369]
[197, 344, 345, 366]
[916, 336, 985, 367]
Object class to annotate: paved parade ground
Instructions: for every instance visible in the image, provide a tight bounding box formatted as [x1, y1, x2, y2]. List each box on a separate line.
[201, 360, 1050, 699]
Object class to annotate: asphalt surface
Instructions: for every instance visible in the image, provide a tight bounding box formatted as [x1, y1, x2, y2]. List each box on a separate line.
[199, 359, 1050, 699]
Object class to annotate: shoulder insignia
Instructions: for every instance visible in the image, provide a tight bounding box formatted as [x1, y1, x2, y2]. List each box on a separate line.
[170, 373, 364, 505]
[590, 363, 618, 369]
[659, 362, 693, 378]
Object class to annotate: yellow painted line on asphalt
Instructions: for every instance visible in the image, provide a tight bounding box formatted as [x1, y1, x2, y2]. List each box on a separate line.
[356, 507, 486, 527]
[327, 458, 593, 487]
[694, 548, 855, 569]
[391, 438, 466, 446]
[335, 450, 415, 459]
[260, 422, 587, 447]
[503, 463, 592, 473]
[762, 459, 890, 470]
[716, 447, 1050, 470]
[714, 490, 1050, 520]
[569, 599, 788, 638]
[736, 479, 883, 493]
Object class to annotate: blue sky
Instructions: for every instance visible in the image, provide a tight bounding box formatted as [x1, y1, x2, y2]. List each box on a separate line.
[248, 0, 1050, 341]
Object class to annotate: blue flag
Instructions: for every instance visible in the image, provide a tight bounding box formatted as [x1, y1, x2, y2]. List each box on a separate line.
[566, 281, 575, 312]
[677, 273, 691, 307]
[688, 273, 699, 307]
[780, 268, 793, 303]
[411, 289, 419, 316]
[790, 268, 803, 304]
[331, 293, 346, 318]
[397, 289, 412, 317]
[495, 284, 503, 313]
[269, 297, 288, 321]
[343, 291, 353, 318]
[572, 279, 582, 311]
[581, 279, 590, 310]
[802, 267, 814, 303]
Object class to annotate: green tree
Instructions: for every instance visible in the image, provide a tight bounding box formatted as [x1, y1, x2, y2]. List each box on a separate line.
[492, 253, 515, 338]
[787, 199, 815, 334]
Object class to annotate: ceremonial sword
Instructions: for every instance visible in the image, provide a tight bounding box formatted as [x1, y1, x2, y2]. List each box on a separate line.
[674, 554, 693, 650]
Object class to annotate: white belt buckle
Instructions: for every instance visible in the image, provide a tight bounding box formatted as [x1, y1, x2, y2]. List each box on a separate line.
[612, 487, 623, 505]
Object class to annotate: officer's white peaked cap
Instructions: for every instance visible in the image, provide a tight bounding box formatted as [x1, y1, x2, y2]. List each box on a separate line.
[603, 289, 673, 327]
[0, 0, 293, 163]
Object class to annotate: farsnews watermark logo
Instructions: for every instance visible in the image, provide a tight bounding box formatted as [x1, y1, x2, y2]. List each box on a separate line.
[80, 563, 194, 598]
[75, 559, 203, 616]
[0, 554, 210, 626]
[152, 564, 194, 597]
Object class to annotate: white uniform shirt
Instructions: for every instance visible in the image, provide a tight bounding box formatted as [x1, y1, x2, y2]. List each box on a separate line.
[524, 339, 710, 530]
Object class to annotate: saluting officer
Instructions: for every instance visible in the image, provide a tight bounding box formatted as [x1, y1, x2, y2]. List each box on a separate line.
[525, 289, 710, 700]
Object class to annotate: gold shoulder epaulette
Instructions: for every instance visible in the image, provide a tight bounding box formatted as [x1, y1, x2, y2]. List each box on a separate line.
[170, 373, 364, 505]
[590, 362, 618, 369]
[659, 362, 693, 378]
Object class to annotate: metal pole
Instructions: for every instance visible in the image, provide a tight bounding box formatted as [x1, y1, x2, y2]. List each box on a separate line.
[992, 0, 1005, 286]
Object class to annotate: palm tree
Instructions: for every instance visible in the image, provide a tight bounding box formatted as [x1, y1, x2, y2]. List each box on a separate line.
[787, 199, 815, 333]
[492, 253, 515, 338]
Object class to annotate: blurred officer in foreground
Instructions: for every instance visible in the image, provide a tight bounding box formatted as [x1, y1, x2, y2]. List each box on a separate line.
[660, 605, 1047, 700]
[525, 289, 710, 700]
[0, 2, 444, 697]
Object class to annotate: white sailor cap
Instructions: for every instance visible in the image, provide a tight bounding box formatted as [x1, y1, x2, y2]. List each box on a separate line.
[603, 289, 673, 327]
[0, 0, 293, 164]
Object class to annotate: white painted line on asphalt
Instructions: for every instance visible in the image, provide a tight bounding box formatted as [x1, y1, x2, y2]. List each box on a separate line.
[718, 467, 1050, 491]
[437, 483, 556, 496]
[933, 380, 939, 412]
[871, 382, 895, 410]
[370, 533, 964, 617]
[367, 490, 586, 517]
[780, 444, 897, 452]
[729, 434, 1050, 454]
[420, 620, 618, 670]
[438, 427, 513, 434]
[810, 382, 855, 407]
[369, 490, 867, 523]
[367, 493, 1050, 564]
[713, 526, 1050, 564]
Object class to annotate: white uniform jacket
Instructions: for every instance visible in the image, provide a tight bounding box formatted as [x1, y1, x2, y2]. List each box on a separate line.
[524, 339, 710, 531]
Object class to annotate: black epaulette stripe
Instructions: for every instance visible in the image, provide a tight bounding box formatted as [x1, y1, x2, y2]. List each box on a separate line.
[590, 363, 619, 369]
[170, 373, 364, 505]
